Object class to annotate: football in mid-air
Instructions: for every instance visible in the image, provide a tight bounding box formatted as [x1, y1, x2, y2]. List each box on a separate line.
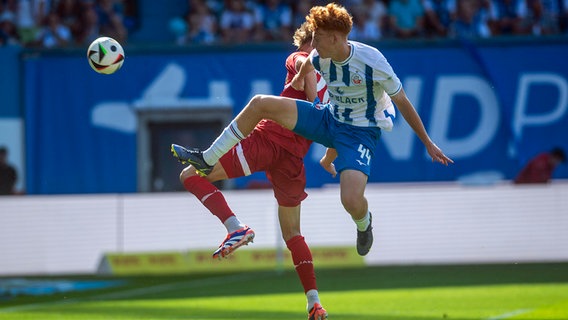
[87, 37, 125, 74]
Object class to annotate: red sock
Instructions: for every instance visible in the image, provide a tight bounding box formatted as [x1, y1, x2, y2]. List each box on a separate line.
[183, 176, 234, 223]
[286, 235, 317, 293]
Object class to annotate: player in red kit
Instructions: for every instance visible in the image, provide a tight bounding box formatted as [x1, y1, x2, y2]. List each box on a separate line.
[172, 21, 329, 319]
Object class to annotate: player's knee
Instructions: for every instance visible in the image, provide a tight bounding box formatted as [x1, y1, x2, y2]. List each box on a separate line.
[249, 94, 272, 116]
[341, 194, 364, 215]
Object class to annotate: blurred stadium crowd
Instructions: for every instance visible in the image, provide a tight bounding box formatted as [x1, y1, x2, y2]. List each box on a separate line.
[1, 0, 567, 48]
[171, 0, 568, 45]
[0, 0, 137, 48]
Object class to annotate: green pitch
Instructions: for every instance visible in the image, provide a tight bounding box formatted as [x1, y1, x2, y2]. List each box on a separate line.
[1, 263, 567, 320]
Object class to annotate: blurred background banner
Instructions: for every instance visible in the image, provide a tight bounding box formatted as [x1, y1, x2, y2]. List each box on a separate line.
[14, 40, 568, 194]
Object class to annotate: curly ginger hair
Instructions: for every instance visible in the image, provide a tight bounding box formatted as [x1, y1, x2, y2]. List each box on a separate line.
[306, 3, 352, 35]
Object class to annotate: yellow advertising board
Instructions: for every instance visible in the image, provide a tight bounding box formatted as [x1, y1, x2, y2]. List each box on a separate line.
[98, 247, 364, 275]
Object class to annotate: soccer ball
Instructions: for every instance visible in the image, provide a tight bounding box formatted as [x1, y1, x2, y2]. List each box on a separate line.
[87, 37, 125, 75]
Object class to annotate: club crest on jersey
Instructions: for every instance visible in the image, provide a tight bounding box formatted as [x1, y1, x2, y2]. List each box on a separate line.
[351, 73, 363, 85]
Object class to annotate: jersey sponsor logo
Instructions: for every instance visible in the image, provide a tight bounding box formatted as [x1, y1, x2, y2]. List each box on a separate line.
[356, 159, 368, 166]
[329, 91, 366, 104]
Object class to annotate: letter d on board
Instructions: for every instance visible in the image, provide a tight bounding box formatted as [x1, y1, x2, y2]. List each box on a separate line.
[429, 76, 500, 158]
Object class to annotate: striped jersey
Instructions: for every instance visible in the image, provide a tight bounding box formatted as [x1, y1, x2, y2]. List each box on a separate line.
[310, 40, 401, 130]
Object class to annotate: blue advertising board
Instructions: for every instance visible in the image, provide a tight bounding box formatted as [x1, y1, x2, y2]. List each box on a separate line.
[22, 41, 568, 194]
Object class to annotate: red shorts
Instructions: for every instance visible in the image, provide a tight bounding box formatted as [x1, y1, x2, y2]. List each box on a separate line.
[219, 130, 308, 207]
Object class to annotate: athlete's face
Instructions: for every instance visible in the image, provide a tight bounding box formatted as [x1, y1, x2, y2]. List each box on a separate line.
[311, 29, 334, 59]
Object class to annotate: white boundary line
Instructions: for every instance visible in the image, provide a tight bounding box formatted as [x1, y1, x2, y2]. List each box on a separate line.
[486, 308, 532, 320]
[0, 272, 265, 313]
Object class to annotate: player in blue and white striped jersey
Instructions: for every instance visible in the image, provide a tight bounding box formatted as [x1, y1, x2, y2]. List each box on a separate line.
[171, 3, 452, 264]
[309, 39, 399, 130]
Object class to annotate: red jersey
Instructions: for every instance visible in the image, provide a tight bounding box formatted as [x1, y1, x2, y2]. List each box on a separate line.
[514, 153, 556, 183]
[253, 51, 328, 158]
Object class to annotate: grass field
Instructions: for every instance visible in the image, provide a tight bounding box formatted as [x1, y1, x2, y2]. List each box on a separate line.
[1, 263, 567, 320]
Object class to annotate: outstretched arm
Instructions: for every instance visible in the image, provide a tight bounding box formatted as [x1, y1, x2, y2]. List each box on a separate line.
[391, 87, 453, 165]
